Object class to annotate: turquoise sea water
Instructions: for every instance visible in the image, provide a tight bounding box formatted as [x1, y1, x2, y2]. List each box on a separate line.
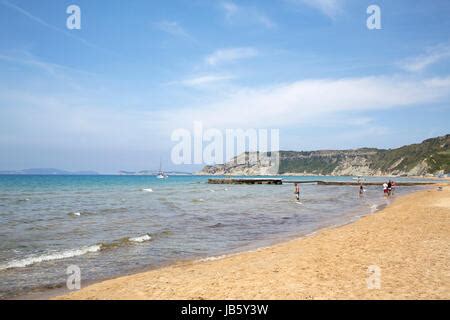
[0, 175, 431, 298]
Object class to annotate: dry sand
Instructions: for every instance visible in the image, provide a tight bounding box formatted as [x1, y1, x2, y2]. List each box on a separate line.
[57, 186, 450, 300]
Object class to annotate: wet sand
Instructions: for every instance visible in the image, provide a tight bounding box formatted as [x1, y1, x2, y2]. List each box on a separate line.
[56, 186, 450, 300]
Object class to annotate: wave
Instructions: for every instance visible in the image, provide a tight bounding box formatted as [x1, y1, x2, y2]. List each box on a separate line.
[198, 254, 228, 262]
[96, 233, 154, 250]
[142, 188, 153, 192]
[68, 211, 97, 217]
[128, 234, 152, 243]
[0, 245, 101, 271]
[1, 233, 153, 271]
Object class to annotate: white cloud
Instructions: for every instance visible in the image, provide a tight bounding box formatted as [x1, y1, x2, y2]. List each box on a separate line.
[222, 1, 239, 16]
[164, 75, 450, 129]
[288, 0, 344, 19]
[423, 76, 450, 87]
[399, 44, 450, 72]
[206, 47, 259, 66]
[154, 20, 190, 38]
[176, 74, 234, 87]
[0, 90, 165, 150]
[0, 91, 169, 172]
[6, 73, 448, 143]
[2, 70, 450, 170]
[220, 1, 275, 29]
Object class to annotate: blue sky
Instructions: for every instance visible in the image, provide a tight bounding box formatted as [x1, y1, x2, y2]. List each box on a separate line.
[0, 0, 450, 173]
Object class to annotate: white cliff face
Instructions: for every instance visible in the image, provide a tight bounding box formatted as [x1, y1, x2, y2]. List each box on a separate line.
[330, 156, 375, 176]
[407, 160, 430, 176]
[197, 152, 280, 176]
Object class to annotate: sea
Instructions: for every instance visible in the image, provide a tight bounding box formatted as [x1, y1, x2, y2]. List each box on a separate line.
[0, 174, 432, 299]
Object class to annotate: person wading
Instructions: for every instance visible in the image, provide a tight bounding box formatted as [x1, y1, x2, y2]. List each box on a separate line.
[294, 183, 300, 201]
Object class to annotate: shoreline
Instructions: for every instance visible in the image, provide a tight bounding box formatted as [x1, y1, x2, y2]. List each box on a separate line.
[3, 179, 418, 300]
[55, 184, 450, 300]
[16, 190, 386, 300]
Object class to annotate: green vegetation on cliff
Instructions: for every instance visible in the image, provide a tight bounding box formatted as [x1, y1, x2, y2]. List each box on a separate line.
[277, 135, 449, 175]
[370, 136, 450, 174]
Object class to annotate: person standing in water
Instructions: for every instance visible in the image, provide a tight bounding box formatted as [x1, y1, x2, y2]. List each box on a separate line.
[294, 183, 300, 201]
[359, 184, 364, 196]
[383, 182, 388, 196]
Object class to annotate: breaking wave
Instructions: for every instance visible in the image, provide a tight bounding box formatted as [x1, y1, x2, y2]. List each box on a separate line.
[0, 233, 153, 271]
[0, 245, 101, 271]
[129, 234, 152, 243]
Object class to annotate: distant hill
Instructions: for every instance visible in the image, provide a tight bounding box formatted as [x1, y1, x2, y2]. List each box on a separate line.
[198, 134, 450, 177]
[0, 168, 99, 175]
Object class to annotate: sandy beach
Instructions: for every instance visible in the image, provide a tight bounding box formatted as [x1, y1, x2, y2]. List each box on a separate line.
[56, 185, 450, 300]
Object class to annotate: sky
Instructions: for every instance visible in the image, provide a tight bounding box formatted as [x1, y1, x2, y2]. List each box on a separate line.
[0, 0, 450, 173]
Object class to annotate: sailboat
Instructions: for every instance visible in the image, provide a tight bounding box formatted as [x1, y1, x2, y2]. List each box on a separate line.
[156, 159, 168, 179]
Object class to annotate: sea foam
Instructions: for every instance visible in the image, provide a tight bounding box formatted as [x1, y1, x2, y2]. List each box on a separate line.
[0, 245, 101, 271]
[0, 233, 154, 271]
[129, 234, 152, 243]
